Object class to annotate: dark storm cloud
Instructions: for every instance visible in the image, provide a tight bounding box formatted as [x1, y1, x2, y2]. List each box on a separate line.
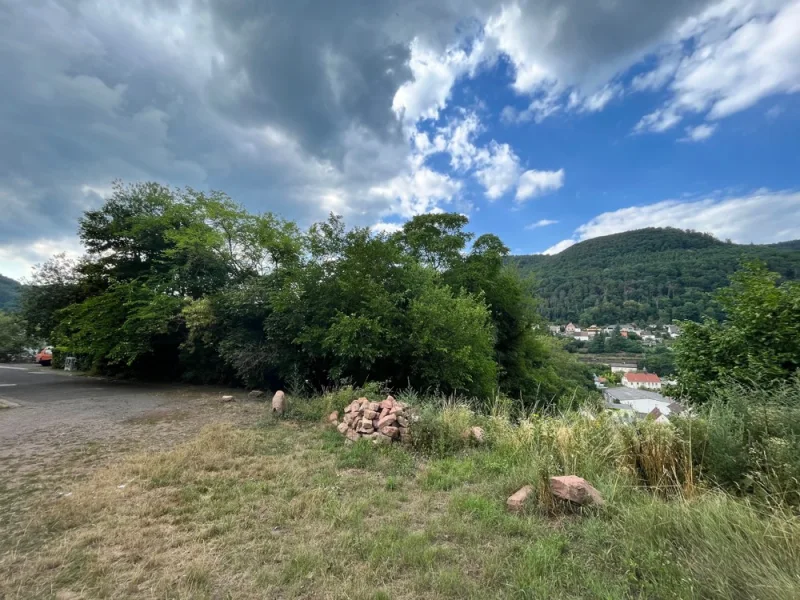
[0, 0, 721, 260]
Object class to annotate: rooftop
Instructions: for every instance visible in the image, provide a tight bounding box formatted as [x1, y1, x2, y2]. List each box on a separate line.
[623, 372, 661, 383]
[603, 387, 669, 403]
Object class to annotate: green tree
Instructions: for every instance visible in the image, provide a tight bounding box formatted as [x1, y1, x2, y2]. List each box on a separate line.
[588, 333, 606, 353]
[641, 345, 676, 376]
[0, 311, 31, 361]
[674, 262, 800, 401]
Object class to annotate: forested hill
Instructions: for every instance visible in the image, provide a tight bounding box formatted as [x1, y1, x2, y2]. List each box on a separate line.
[0, 274, 21, 310]
[509, 228, 800, 324]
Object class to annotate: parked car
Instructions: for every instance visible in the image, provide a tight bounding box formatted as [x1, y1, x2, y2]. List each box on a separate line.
[36, 346, 53, 366]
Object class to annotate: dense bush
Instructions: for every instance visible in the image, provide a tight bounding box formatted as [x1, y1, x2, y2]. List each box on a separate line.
[23, 181, 596, 408]
[674, 261, 800, 401]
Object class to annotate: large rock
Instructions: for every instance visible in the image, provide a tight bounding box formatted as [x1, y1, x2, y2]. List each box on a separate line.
[470, 426, 485, 443]
[380, 396, 395, 410]
[507, 486, 533, 512]
[221, 395, 235, 403]
[271, 390, 286, 414]
[337, 422, 349, 434]
[377, 413, 397, 428]
[379, 425, 399, 438]
[368, 402, 381, 413]
[549, 476, 604, 506]
[328, 411, 339, 424]
[363, 409, 379, 420]
[248, 390, 265, 399]
[345, 429, 360, 442]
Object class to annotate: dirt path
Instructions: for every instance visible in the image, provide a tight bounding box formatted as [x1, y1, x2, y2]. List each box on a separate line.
[0, 373, 267, 551]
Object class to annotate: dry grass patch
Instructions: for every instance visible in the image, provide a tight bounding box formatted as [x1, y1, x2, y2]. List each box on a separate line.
[3, 412, 800, 599]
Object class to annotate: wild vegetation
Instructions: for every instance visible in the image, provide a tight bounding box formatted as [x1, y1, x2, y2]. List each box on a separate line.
[3, 382, 800, 599]
[673, 261, 800, 402]
[510, 228, 800, 324]
[20, 181, 594, 409]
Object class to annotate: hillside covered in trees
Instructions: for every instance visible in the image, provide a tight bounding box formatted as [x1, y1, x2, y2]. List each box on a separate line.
[509, 228, 800, 324]
[0, 274, 20, 310]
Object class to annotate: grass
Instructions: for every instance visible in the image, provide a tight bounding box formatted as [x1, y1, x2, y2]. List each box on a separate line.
[2, 409, 800, 599]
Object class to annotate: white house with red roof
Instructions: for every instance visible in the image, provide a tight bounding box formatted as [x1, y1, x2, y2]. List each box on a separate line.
[622, 372, 662, 390]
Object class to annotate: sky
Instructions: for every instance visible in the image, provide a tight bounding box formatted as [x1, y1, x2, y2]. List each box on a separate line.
[1, 0, 800, 280]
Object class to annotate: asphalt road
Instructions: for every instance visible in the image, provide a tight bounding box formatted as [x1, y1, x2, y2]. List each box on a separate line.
[0, 363, 158, 406]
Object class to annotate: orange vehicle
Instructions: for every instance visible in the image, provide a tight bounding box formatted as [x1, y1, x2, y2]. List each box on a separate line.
[36, 346, 53, 366]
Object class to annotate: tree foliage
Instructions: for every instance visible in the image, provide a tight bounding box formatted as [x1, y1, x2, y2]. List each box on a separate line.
[0, 311, 32, 361]
[26, 181, 596, 407]
[674, 262, 800, 402]
[510, 228, 800, 324]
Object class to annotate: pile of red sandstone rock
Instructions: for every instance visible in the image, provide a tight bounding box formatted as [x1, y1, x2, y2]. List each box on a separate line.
[332, 396, 411, 444]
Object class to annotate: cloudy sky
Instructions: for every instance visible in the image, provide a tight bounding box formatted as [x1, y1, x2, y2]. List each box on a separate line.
[2, 0, 800, 279]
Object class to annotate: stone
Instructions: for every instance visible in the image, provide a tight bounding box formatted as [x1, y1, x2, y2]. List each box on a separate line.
[380, 396, 395, 410]
[379, 425, 399, 438]
[345, 400, 360, 413]
[397, 415, 409, 427]
[271, 390, 286, 414]
[373, 433, 392, 445]
[328, 411, 339, 423]
[389, 405, 403, 415]
[373, 418, 380, 429]
[507, 486, 533, 512]
[368, 402, 381, 412]
[221, 395, 235, 403]
[379, 407, 390, 420]
[357, 397, 370, 406]
[337, 422, 349, 434]
[248, 390, 265, 399]
[470, 426, 485, 443]
[549, 476, 604, 507]
[345, 429, 360, 442]
[377, 413, 397, 428]
[363, 409, 379, 420]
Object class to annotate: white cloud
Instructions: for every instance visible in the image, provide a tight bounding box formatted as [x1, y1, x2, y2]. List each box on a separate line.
[636, 0, 800, 133]
[542, 239, 577, 255]
[681, 123, 717, 142]
[516, 169, 565, 202]
[474, 142, 521, 200]
[371, 221, 404, 234]
[525, 219, 559, 229]
[369, 165, 462, 218]
[0, 237, 85, 282]
[539, 190, 800, 254]
[392, 37, 487, 124]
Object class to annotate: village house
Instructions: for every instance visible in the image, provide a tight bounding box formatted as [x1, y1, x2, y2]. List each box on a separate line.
[622, 372, 662, 390]
[548, 325, 561, 335]
[585, 325, 601, 337]
[565, 323, 578, 333]
[667, 324, 681, 338]
[603, 387, 686, 422]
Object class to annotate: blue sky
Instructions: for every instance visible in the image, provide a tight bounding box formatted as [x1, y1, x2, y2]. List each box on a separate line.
[1, 0, 800, 278]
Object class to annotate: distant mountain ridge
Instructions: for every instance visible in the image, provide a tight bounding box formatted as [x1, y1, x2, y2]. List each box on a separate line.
[509, 228, 800, 324]
[0, 274, 21, 310]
